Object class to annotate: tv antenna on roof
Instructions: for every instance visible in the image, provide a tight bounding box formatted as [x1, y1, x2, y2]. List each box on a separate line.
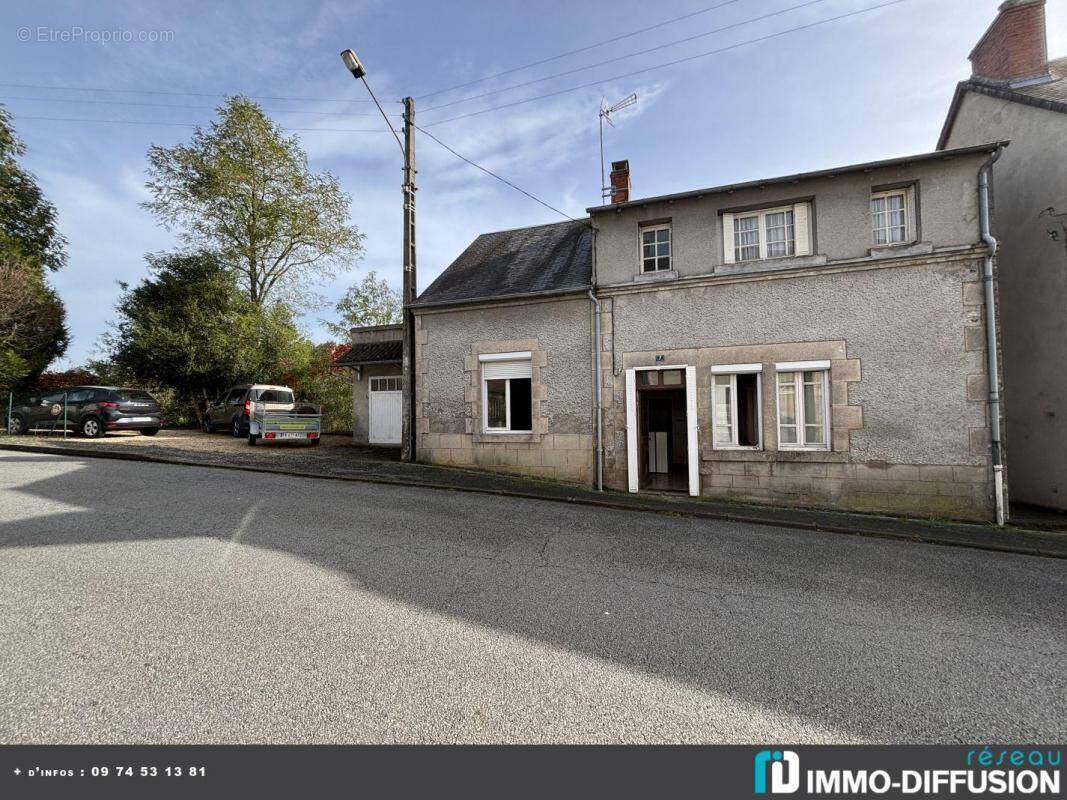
[599, 93, 637, 202]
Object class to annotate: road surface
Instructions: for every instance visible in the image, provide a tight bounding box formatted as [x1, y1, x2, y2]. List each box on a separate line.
[0, 451, 1062, 743]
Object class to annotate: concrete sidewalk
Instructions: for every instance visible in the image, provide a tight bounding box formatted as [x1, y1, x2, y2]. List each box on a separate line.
[1, 433, 1063, 558]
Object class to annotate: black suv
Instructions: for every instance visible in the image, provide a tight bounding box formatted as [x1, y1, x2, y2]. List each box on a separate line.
[8, 386, 163, 438]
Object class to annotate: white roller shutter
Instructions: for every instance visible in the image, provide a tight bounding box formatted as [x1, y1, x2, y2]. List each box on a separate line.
[722, 212, 736, 264]
[794, 202, 811, 256]
[482, 360, 532, 380]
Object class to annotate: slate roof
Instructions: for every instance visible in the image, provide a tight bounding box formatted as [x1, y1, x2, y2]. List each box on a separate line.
[938, 58, 1067, 149]
[413, 219, 592, 308]
[333, 340, 403, 367]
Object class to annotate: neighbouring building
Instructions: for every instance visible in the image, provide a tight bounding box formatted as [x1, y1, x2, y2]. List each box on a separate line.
[334, 323, 404, 446]
[410, 144, 1009, 522]
[411, 220, 597, 484]
[938, 0, 1067, 511]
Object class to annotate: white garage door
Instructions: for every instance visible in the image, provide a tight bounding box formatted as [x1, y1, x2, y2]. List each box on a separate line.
[369, 376, 402, 445]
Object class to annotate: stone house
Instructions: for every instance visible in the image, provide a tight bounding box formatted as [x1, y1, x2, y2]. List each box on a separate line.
[334, 323, 403, 446]
[938, 0, 1067, 511]
[408, 142, 1008, 522]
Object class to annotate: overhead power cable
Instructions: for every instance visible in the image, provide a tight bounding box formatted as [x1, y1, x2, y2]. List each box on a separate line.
[11, 115, 395, 133]
[0, 95, 381, 117]
[414, 124, 578, 222]
[414, 0, 746, 100]
[422, 0, 831, 114]
[423, 0, 907, 127]
[0, 81, 399, 104]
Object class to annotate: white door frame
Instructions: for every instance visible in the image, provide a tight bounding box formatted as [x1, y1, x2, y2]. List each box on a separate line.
[624, 365, 700, 497]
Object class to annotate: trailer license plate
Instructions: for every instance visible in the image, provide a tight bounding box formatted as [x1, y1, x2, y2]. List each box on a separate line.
[276, 432, 305, 439]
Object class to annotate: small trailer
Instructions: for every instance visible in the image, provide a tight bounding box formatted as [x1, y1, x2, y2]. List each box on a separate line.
[248, 403, 322, 446]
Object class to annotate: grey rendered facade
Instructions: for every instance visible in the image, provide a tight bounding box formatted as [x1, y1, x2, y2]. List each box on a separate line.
[591, 149, 1002, 520]
[938, 0, 1067, 510]
[411, 145, 1006, 521]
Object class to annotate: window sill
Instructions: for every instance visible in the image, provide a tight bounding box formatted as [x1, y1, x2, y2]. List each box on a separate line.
[633, 268, 677, 284]
[473, 431, 540, 444]
[702, 448, 846, 463]
[868, 240, 931, 259]
[717, 253, 828, 275]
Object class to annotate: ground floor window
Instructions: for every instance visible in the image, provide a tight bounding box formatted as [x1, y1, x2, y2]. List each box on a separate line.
[480, 353, 533, 433]
[775, 362, 830, 450]
[711, 365, 762, 449]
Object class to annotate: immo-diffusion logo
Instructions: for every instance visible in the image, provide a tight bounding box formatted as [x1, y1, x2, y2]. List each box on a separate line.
[754, 750, 801, 794]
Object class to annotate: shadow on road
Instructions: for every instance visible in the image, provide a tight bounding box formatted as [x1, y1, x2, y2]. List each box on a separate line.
[1, 453, 1064, 742]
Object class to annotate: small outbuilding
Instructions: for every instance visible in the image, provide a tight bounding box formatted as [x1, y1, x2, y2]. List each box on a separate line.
[333, 323, 404, 447]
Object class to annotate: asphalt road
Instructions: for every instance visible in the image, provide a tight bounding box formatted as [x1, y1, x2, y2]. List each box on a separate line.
[0, 451, 1063, 744]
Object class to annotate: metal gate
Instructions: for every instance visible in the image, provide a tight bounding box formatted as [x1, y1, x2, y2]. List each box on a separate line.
[369, 376, 402, 445]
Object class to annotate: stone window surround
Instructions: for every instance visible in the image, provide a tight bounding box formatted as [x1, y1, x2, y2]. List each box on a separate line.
[465, 339, 548, 444]
[605, 341, 864, 464]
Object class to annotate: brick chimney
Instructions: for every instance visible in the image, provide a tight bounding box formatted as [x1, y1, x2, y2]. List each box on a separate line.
[609, 159, 630, 204]
[969, 0, 1049, 86]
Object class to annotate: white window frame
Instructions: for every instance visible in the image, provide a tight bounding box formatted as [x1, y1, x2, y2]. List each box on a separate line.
[639, 223, 672, 273]
[479, 352, 533, 434]
[723, 203, 810, 264]
[870, 189, 909, 246]
[369, 376, 401, 392]
[774, 361, 831, 451]
[710, 364, 763, 451]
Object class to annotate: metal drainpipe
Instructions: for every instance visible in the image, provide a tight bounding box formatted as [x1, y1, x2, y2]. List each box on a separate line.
[979, 147, 1006, 526]
[589, 287, 603, 492]
[588, 223, 603, 491]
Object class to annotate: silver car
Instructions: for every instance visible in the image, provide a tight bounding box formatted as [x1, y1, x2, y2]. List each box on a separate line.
[202, 384, 295, 438]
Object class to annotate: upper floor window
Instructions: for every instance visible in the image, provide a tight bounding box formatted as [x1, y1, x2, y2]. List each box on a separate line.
[871, 190, 908, 245]
[723, 203, 810, 264]
[640, 223, 671, 272]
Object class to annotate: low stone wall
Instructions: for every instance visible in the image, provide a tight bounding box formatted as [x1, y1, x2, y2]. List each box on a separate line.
[703, 458, 992, 520]
[420, 432, 595, 484]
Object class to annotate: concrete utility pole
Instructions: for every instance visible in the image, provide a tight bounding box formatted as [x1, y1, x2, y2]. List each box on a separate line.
[400, 97, 417, 462]
[340, 49, 418, 462]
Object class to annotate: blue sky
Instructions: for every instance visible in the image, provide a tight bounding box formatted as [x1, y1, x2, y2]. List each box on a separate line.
[3, 0, 1065, 367]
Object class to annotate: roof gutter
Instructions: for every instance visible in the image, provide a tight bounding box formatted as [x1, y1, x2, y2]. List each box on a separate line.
[978, 144, 1006, 525]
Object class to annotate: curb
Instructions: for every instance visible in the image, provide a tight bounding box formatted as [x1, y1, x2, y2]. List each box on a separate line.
[2, 442, 1063, 559]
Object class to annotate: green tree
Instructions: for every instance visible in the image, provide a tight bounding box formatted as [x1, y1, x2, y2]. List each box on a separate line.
[0, 258, 69, 391]
[143, 96, 363, 308]
[104, 251, 309, 423]
[282, 341, 353, 433]
[321, 270, 402, 338]
[0, 107, 69, 389]
[0, 107, 66, 271]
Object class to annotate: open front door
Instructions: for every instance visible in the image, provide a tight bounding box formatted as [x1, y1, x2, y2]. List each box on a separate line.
[625, 368, 638, 493]
[685, 365, 699, 496]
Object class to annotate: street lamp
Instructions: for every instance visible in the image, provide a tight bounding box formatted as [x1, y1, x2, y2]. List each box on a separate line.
[340, 48, 365, 79]
[340, 48, 418, 463]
